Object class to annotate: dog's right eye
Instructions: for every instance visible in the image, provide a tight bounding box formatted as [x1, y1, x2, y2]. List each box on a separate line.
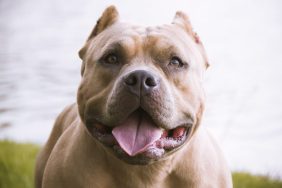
[103, 53, 119, 64]
[169, 56, 186, 69]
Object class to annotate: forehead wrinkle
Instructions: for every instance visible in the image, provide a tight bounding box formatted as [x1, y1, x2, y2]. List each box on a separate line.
[143, 33, 185, 60]
[149, 25, 204, 68]
[88, 22, 145, 59]
[94, 35, 141, 60]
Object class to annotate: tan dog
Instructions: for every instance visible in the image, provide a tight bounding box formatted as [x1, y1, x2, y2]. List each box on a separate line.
[35, 6, 232, 188]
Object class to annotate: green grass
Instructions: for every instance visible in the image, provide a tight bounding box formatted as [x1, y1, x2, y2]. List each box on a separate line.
[0, 140, 282, 188]
[233, 172, 282, 188]
[0, 140, 40, 188]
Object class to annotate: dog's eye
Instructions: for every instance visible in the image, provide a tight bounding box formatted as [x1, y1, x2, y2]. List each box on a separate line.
[104, 53, 118, 64]
[169, 56, 184, 68]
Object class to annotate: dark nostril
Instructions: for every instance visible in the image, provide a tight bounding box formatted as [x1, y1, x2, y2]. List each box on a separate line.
[123, 70, 159, 95]
[145, 77, 157, 87]
[125, 75, 137, 86]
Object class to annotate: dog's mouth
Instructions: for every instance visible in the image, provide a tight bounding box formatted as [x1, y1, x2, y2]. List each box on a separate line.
[86, 108, 192, 164]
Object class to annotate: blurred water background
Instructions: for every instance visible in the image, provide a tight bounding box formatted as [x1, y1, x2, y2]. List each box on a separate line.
[0, 0, 282, 178]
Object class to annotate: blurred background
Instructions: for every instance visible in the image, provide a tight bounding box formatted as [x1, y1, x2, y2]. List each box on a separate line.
[0, 0, 282, 179]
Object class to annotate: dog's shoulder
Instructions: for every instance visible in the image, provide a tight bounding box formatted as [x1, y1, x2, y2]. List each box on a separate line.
[41, 103, 79, 161]
[45, 103, 78, 142]
[35, 103, 79, 188]
[55, 103, 78, 132]
[170, 127, 232, 188]
[190, 127, 233, 188]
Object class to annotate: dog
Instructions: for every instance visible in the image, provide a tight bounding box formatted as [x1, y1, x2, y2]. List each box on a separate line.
[35, 5, 232, 188]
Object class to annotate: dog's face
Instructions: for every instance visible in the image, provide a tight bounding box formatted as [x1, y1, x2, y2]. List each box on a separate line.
[77, 6, 208, 165]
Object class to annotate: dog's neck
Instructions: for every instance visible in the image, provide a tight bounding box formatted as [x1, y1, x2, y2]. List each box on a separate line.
[106, 151, 175, 186]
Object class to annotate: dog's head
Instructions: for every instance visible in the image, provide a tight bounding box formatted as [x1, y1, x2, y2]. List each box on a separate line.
[77, 6, 209, 165]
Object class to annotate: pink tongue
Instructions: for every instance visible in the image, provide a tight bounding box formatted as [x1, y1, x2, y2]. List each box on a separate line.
[112, 111, 162, 156]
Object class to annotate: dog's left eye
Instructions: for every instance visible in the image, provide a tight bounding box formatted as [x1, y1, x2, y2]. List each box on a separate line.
[104, 53, 119, 64]
[169, 56, 185, 68]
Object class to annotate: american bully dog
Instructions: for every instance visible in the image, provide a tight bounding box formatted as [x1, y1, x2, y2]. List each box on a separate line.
[35, 5, 232, 188]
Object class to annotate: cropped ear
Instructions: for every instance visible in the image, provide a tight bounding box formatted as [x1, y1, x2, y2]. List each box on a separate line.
[87, 5, 119, 41]
[172, 11, 194, 38]
[78, 5, 119, 60]
[172, 11, 209, 68]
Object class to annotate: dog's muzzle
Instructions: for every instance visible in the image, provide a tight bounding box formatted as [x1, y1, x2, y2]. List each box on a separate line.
[84, 69, 194, 164]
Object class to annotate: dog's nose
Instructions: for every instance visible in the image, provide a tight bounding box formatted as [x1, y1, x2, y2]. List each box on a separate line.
[124, 70, 159, 96]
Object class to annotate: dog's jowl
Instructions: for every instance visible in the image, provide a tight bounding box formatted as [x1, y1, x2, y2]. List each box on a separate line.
[35, 6, 232, 188]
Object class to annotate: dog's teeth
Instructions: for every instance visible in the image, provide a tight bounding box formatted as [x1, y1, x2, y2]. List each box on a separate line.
[172, 127, 186, 139]
[161, 130, 168, 138]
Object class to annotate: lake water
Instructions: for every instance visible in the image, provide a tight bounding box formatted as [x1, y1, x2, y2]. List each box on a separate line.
[0, 0, 282, 177]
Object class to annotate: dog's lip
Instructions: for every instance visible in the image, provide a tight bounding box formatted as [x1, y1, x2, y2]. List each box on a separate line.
[87, 119, 192, 152]
[85, 108, 193, 159]
[110, 125, 192, 164]
[88, 119, 192, 137]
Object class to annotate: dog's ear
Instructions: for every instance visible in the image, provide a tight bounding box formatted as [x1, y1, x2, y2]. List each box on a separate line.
[172, 11, 210, 68]
[79, 5, 119, 60]
[172, 12, 194, 38]
[87, 5, 119, 41]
